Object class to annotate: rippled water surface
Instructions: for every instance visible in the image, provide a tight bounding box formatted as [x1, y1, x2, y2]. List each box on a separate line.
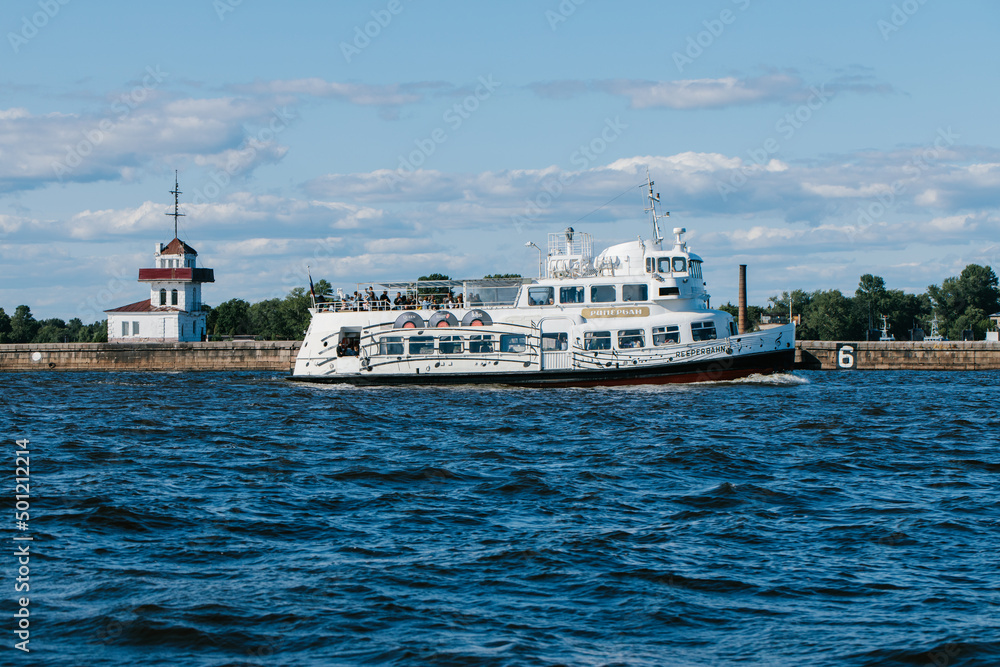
[2, 370, 999, 666]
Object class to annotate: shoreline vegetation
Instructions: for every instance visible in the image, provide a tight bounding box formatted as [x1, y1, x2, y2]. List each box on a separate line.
[2, 265, 997, 345]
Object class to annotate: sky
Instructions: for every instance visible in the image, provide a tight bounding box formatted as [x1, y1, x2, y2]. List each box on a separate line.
[1, 0, 998, 321]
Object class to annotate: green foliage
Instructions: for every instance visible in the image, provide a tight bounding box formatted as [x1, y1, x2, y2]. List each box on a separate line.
[483, 273, 522, 279]
[10, 305, 39, 344]
[213, 298, 251, 337]
[0, 307, 11, 344]
[927, 264, 999, 340]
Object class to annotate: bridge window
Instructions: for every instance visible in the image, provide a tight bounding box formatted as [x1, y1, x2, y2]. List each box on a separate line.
[408, 336, 435, 355]
[652, 325, 680, 345]
[560, 286, 584, 304]
[657, 257, 672, 273]
[591, 285, 616, 303]
[584, 331, 611, 350]
[439, 335, 463, 354]
[618, 329, 645, 349]
[689, 260, 702, 279]
[528, 286, 554, 306]
[379, 336, 404, 355]
[672, 257, 687, 273]
[691, 321, 716, 341]
[645, 257, 655, 273]
[729, 321, 738, 336]
[622, 284, 647, 302]
[500, 334, 527, 353]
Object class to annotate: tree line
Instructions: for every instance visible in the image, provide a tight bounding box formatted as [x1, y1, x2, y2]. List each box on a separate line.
[720, 264, 999, 341]
[2, 265, 996, 344]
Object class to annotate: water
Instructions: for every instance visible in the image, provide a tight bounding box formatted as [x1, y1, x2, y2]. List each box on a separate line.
[1, 370, 998, 666]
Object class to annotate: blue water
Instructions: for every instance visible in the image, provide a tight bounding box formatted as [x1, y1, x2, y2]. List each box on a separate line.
[2, 370, 998, 666]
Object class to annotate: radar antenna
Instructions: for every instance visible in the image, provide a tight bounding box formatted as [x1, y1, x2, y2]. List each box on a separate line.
[644, 168, 667, 248]
[166, 170, 186, 239]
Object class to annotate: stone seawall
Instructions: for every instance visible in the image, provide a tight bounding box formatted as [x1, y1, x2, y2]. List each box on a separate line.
[795, 341, 1000, 370]
[3, 341, 998, 373]
[0, 341, 302, 372]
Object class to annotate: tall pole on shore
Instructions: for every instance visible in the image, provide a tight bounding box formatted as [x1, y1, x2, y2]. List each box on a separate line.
[738, 264, 748, 334]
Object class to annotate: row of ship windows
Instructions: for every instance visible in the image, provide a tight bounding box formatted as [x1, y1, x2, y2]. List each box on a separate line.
[527, 282, 684, 306]
[375, 321, 728, 356]
[644, 257, 703, 279]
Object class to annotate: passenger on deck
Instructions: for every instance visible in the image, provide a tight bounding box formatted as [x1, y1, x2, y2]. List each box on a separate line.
[394, 292, 405, 309]
[380, 290, 391, 310]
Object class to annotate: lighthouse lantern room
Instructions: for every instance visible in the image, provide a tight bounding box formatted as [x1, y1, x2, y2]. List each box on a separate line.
[105, 174, 215, 342]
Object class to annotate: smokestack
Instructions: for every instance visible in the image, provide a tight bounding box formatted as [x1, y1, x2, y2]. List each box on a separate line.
[738, 264, 748, 334]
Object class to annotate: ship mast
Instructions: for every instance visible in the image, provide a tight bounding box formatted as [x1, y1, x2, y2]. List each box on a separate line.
[644, 169, 667, 248]
[167, 170, 185, 239]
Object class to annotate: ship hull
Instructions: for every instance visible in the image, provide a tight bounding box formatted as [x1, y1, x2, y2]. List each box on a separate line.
[288, 347, 794, 388]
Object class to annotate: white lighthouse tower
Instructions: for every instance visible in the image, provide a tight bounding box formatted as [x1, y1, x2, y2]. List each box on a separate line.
[105, 174, 215, 342]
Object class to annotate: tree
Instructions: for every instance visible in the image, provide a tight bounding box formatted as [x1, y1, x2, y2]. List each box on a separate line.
[213, 299, 251, 337]
[10, 305, 39, 344]
[855, 274, 888, 336]
[0, 307, 11, 344]
[483, 273, 522, 279]
[280, 288, 312, 339]
[928, 264, 1000, 339]
[249, 298, 286, 340]
[800, 290, 862, 341]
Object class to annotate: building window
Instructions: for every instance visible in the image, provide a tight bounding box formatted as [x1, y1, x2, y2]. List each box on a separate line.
[171, 289, 178, 305]
[618, 329, 645, 349]
[622, 284, 648, 302]
[691, 321, 717, 341]
[159, 289, 166, 305]
[122, 322, 129, 337]
[132, 321, 139, 335]
[584, 331, 611, 350]
[652, 325, 681, 346]
[591, 285, 616, 303]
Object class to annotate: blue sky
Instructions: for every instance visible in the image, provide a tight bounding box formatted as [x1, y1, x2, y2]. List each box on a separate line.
[2, 0, 998, 320]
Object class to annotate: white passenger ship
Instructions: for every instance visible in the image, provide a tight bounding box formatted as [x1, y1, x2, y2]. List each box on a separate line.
[291, 177, 795, 386]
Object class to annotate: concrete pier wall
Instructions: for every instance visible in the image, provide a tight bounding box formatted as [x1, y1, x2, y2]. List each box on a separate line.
[795, 341, 1000, 370]
[3, 340, 999, 373]
[0, 341, 302, 372]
